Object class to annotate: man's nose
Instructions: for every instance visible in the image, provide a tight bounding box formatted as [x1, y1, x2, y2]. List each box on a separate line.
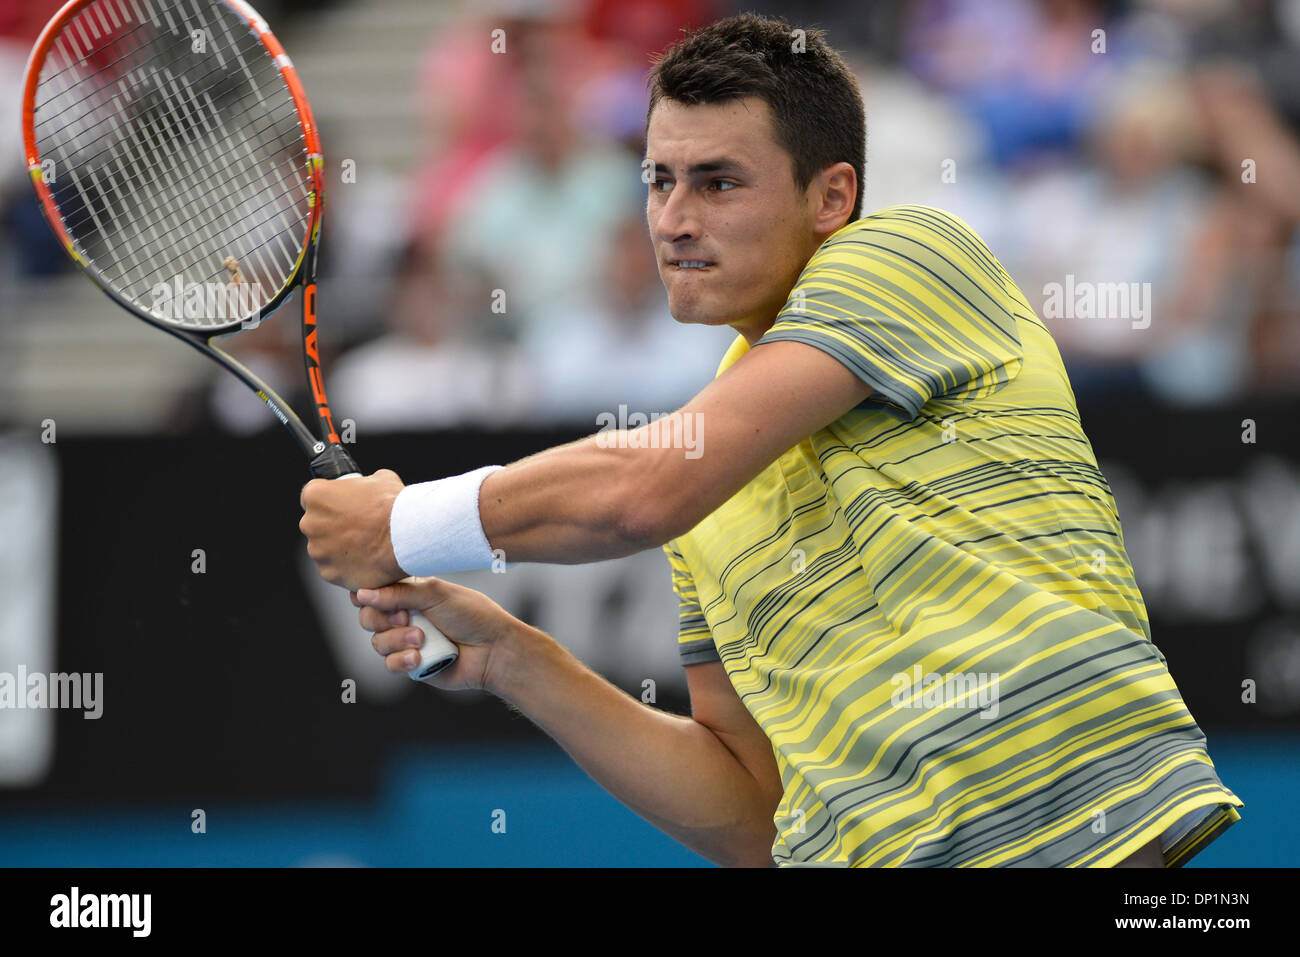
[653, 183, 699, 244]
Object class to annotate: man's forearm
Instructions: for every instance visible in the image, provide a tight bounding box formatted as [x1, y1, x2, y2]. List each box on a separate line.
[477, 434, 690, 565]
[386, 436, 675, 579]
[304, 342, 875, 587]
[485, 621, 779, 867]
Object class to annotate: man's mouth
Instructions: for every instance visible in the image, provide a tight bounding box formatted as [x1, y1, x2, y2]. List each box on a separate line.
[669, 260, 715, 270]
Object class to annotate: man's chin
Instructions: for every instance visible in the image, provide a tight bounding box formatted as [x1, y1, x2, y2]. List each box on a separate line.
[668, 305, 733, 328]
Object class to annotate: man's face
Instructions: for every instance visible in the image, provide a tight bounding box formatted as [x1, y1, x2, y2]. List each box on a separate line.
[646, 97, 821, 343]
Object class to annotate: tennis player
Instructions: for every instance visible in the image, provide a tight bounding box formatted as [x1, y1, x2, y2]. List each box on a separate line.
[300, 13, 1243, 867]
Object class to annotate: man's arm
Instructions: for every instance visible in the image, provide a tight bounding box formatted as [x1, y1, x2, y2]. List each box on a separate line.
[493, 633, 783, 867]
[477, 339, 873, 562]
[300, 340, 872, 589]
[358, 579, 784, 867]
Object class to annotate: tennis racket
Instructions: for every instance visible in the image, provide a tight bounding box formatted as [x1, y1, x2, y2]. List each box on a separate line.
[21, 0, 458, 680]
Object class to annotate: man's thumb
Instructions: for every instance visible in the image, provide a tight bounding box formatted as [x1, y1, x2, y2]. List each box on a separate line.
[355, 578, 444, 611]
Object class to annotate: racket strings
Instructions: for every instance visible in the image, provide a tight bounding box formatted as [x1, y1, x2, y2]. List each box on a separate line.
[53, 84, 302, 292]
[39, 34, 289, 204]
[49, 94, 305, 284]
[62, 85, 306, 287]
[32, 0, 271, 153]
[32, 0, 314, 329]
[41, 73, 303, 323]
[41, 10, 305, 317]
[130, 172, 309, 297]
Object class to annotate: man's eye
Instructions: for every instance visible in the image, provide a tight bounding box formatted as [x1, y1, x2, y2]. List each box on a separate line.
[651, 179, 673, 192]
[711, 180, 737, 191]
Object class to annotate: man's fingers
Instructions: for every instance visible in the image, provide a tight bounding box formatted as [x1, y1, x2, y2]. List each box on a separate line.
[358, 605, 409, 633]
[354, 585, 402, 611]
[384, 648, 422, 673]
[299, 478, 325, 511]
[354, 578, 449, 612]
[358, 605, 386, 632]
[371, 626, 426, 658]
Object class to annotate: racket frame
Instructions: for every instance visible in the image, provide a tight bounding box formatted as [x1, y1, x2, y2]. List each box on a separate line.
[20, 0, 352, 474]
[20, 0, 459, 678]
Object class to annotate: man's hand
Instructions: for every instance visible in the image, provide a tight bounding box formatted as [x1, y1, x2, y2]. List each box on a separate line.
[354, 577, 528, 694]
[300, 468, 407, 591]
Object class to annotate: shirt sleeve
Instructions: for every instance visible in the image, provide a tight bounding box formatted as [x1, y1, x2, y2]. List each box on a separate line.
[757, 205, 1023, 421]
[663, 540, 719, 665]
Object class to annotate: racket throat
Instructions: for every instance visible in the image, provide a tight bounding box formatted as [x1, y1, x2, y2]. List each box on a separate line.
[309, 444, 360, 480]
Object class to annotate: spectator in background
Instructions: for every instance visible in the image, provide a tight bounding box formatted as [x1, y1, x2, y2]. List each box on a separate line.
[329, 236, 533, 429]
[409, 0, 633, 246]
[436, 29, 643, 333]
[895, 0, 1300, 404]
[901, 0, 1113, 171]
[1119, 0, 1300, 395]
[342, 0, 722, 432]
[407, 5, 535, 245]
[579, 0, 719, 152]
[584, 0, 717, 59]
[1188, 57, 1300, 392]
[1008, 64, 1236, 405]
[849, 58, 1004, 238]
[524, 212, 737, 422]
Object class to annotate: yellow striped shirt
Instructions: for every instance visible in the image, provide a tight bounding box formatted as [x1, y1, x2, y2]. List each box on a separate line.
[665, 204, 1242, 866]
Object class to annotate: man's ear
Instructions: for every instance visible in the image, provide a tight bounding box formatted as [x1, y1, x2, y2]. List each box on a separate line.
[811, 162, 857, 236]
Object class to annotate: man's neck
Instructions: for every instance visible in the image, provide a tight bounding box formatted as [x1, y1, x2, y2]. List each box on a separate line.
[735, 299, 792, 345]
[735, 237, 830, 345]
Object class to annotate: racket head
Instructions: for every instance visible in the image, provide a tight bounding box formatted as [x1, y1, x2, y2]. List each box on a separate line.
[20, 0, 325, 336]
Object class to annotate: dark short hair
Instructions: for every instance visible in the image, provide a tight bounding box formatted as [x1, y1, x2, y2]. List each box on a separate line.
[646, 12, 865, 223]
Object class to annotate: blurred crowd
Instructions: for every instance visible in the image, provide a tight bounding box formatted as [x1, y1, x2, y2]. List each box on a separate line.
[4, 0, 1300, 432]
[323, 0, 742, 430]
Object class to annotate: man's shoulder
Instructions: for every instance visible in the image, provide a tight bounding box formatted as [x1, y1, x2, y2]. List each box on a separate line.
[791, 206, 1002, 301]
[798, 204, 1015, 322]
[825, 204, 988, 252]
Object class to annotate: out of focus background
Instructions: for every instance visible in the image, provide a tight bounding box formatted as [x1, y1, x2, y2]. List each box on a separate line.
[1, 0, 1298, 866]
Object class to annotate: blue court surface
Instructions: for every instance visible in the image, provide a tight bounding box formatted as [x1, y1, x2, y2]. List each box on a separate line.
[0, 733, 1292, 867]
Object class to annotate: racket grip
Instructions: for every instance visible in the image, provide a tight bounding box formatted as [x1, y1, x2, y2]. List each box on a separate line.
[405, 608, 459, 680]
[330, 470, 460, 681]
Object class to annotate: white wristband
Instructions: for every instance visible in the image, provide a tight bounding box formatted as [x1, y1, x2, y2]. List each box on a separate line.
[389, 465, 504, 576]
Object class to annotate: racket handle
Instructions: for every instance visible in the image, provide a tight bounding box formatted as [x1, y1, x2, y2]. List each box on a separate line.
[403, 609, 460, 680]
[332, 470, 460, 681]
